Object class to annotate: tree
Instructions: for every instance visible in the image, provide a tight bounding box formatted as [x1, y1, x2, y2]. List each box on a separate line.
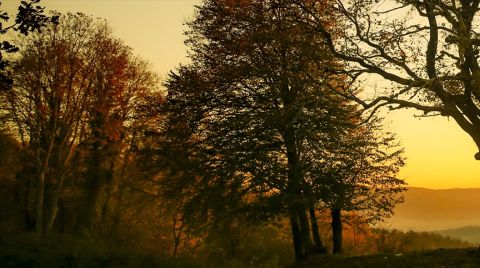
[1, 12, 159, 234]
[89, 57, 160, 235]
[294, 0, 480, 160]
[310, 118, 406, 253]
[0, 0, 57, 91]
[2, 13, 101, 233]
[163, 0, 356, 260]
[0, 130, 24, 231]
[76, 49, 159, 234]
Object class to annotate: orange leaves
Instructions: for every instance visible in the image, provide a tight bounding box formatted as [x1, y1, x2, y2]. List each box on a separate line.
[106, 118, 123, 142]
[217, 0, 254, 17]
[221, 0, 253, 8]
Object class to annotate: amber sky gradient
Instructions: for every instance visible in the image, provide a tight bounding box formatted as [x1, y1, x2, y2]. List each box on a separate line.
[5, 0, 480, 189]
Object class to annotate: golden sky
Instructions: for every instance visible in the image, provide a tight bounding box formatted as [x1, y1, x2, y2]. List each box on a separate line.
[6, 0, 480, 189]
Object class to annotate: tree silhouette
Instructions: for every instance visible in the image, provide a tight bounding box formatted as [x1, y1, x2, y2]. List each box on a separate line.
[311, 118, 406, 253]
[0, 0, 57, 91]
[163, 0, 360, 260]
[295, 0, 480, 160]
[1, 13, 158, 234]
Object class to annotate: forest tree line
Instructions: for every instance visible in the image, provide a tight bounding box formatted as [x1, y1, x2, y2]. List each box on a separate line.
[2, 0, 477, 264]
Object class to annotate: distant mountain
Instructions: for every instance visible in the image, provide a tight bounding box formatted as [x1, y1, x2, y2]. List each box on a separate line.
[385, 187, 480, 231]
[436, 226, 480, 244]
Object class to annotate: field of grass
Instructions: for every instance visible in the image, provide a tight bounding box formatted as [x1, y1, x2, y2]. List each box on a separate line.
[0, 234, 200, 268]
[291, 248, 480, 268]
[1, 234, 480, 268]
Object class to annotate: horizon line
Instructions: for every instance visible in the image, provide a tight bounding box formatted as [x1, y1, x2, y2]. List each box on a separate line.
[408, 186, 480, 190]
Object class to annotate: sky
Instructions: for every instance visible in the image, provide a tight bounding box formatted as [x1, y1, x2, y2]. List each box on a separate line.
[5, 0, 480, 189]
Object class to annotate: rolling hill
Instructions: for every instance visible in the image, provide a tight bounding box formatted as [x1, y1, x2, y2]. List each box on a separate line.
[386, 187, 480, 233]
[437, 226, 480, 244]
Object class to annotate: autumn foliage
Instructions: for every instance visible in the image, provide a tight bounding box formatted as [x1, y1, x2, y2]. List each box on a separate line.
[3, 1, 468, 266]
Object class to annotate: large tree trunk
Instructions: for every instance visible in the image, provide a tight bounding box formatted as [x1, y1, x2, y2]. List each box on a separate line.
[280, 72, 316, 260]
[84, 179, 103, 231]
[100, 157, 120, 231]
[77, 104, 113, 234]
[289, 211, 305, 261]
[46, 129, 80, 233]
[23, 175, 35, 231]
[111, 184, 125, 235]
[35, 169, 46, 233]
[331, 208, 343, 254]
[76, 138, 104, 234]
[298, 206, 314, 254]
[34, 143, 43, 233]
[284, 129, 317, 260]
[79, 162, 103, 233]
[46, 171, 66, 232]
[309, 207, 327, 253]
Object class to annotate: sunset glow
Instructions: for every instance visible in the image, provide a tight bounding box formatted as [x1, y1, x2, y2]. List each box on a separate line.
[7, 0, 480, 189]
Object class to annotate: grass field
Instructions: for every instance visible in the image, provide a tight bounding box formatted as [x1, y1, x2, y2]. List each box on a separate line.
[291, 248, 480, 268]
[1, 234, 480, 268]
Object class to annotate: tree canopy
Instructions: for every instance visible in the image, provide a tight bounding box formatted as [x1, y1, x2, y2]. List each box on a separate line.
[0, 1, 413, 264]
[162, 0, 406, 260]
[0, 12, 159, 234]
[294, 0, 480, 159]
[0, 0, 58, 90]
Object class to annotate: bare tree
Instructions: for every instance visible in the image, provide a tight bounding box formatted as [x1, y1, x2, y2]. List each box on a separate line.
[295, 0, 480, 159]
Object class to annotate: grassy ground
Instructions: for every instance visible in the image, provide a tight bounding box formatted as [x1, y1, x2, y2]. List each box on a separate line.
[291, 248, 480, 268]
[0, 234, 200, 268]
[1, 234, 480, 267]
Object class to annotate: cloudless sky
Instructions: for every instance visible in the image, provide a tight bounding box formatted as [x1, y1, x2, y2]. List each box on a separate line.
[5, 0, 480, 189]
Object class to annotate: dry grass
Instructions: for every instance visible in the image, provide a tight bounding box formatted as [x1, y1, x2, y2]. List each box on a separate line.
[2, 234, 480, 268]
[290, 248, 480, 268]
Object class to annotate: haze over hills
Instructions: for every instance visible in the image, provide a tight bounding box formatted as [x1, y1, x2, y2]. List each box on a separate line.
[437, 226, 480, 244]
[386, 187, 480, 232]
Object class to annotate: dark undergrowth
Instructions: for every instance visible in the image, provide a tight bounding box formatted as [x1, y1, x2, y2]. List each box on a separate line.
[0, 233, 200, 268]
[1, 234, 480, 268]
[290, 248, 480, 268]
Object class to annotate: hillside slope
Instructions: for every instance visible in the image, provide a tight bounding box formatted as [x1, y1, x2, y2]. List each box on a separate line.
[387, 187, 480, 231]
[437, 226, 480, 244]
[290, 248, 480, 268]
